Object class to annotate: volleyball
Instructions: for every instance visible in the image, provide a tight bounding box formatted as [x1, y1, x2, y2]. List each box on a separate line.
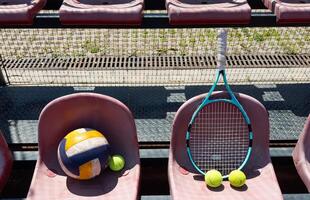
[57, 128, 110, 180]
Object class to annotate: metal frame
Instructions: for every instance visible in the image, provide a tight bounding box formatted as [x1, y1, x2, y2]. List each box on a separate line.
[7, 140, 298, 152]
[44, 0, 267, 10]
[0, 12, 309, 29]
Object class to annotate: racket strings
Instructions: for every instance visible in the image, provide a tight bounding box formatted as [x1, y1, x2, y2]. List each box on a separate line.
[189, 101, 249, 176]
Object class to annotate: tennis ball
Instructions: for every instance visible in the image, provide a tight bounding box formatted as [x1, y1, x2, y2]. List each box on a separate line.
[228, 170, 246, 187]
[205, 170, 223, 188]
[109, 154, 125, 171]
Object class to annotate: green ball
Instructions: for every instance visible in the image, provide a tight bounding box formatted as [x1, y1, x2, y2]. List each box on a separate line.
[108, 155, 125, 171]
[205, 170, 223, 188]
[228, 170, 246, 187]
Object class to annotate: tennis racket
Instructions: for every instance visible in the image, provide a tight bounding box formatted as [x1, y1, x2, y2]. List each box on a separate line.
[186, 29, 253, 179]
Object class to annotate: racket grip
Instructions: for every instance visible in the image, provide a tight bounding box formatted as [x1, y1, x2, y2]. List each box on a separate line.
[217, 29, 228, 71]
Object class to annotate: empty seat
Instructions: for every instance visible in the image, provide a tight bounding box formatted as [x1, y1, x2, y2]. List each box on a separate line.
[0, 0, 46, 25]
[262, 0, 310, 23]
[166, 0, 251, 25]
[169, 91, 283, 200]
[27, 93, 140, 200]
[59, 0, 144, 25]
[0, 131, 13, 192]
[293, 115, 310, 192]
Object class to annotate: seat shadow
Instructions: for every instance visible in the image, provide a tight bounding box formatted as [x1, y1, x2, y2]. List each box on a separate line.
[66, 171, 119, 196]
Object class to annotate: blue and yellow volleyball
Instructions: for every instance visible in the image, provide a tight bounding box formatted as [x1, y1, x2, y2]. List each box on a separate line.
[57, 128, 110, 180]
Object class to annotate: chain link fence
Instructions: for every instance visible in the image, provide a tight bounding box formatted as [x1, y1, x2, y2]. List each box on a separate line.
[0, 27, 309, 86]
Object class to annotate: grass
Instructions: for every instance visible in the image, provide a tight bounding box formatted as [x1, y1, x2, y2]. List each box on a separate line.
[0, 28, 309, 59]
[83, 40, 100, 54]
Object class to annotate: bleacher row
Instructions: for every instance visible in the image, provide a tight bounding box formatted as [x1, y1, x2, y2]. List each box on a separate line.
[0, 0, 309, 25]
[0, 94, 309, 199]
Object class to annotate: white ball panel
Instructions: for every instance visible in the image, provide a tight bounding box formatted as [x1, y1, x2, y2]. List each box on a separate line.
[66, 137, 109, 157]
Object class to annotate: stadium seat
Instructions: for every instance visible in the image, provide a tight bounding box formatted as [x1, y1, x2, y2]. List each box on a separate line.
[59, 0, 144, 25]
[262, 0, 310, 24]
[0, 131, 13, 192]
[293, 115, 310, 192]
[27, 93, 140, 200]
[169, 91, 283, 200]
[0, 0, 46, 25]
[166, 0, 251, 25]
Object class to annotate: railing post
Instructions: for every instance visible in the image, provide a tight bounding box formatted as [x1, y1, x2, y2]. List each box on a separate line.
[0, 55, 7, 86]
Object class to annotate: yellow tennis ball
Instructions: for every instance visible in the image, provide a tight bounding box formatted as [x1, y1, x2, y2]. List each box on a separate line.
[108, 154, 125, 171]
[228, 170, 246, 187]
[205, 170, 223, 188]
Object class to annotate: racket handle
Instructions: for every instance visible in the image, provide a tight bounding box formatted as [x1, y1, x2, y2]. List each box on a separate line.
[217, 29, 228, 71]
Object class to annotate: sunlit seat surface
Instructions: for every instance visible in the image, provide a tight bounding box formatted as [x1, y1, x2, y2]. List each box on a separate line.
[169, 92, 283, 200]
[27, 93, 140, 200]
[59, 0, 144, 25]
[262, 0, 310, 23]
[0, 0, 46, 25]
[166, 0, 251, 25]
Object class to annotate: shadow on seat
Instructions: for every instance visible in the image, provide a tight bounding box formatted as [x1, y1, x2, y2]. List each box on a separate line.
[293, 114, 310, 192]
[0, 131, 13, 192]
[27, 93, 140, 200]
[262, 0, 310, 23]
[59, 0, 144, 25]
[166, 0, 251, 25]
[0, 0, 46, 25]
[169, 91, 283, 200]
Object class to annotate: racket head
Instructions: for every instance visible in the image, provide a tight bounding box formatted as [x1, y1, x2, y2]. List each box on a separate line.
[186, 99, 253, 178]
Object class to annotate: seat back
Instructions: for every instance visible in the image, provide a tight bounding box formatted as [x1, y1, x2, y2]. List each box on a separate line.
[300, 115, 310, 163]
[170, 91, 270, 173]
[293, 115, 310, 191]
[0, 131, 13, 191]
[38, 93, 139, 174]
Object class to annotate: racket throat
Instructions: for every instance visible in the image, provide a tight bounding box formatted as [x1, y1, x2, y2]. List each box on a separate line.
[218, 69, 225, 75]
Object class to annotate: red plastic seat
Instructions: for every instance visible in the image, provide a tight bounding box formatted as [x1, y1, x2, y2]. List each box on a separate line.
[169, 91, 283, 200]
[27, 93, 140, 200]
[166, 0, 251, 25]
[0, 131, 13, 192]
[293, 115, 310, 192]
[59, 0, 143, 25]
[262, 0, 310, 23]
[0, 0, 46, 25]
